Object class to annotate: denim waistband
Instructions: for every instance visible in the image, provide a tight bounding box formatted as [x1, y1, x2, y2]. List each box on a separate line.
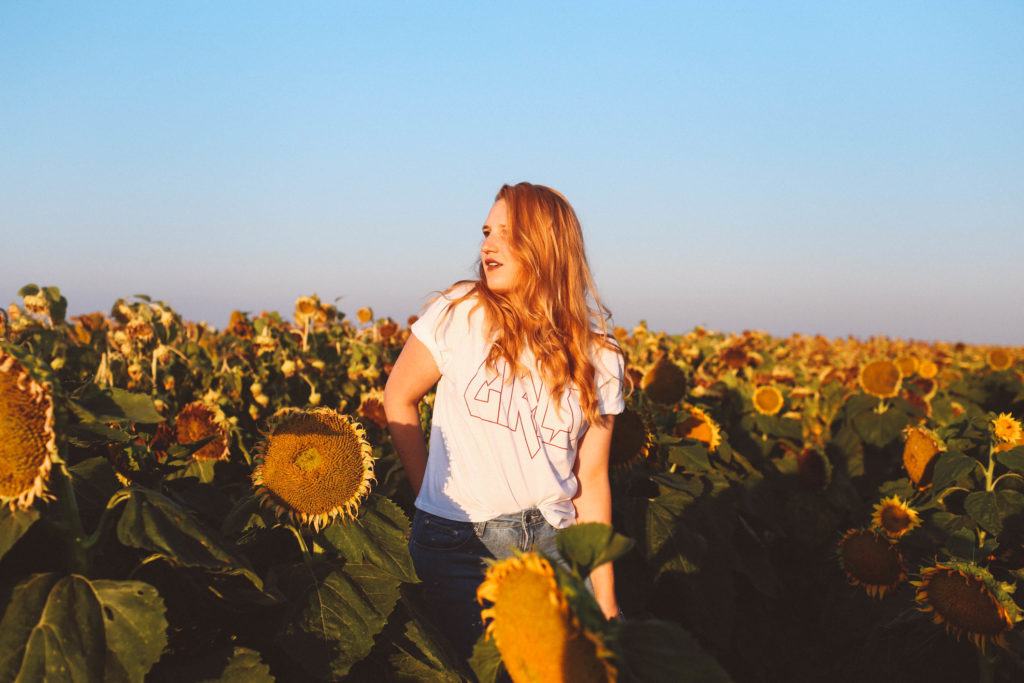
[486, 506, 546, 526]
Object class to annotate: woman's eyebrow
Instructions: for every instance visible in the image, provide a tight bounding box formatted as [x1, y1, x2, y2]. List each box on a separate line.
[481, 223, 506, 231]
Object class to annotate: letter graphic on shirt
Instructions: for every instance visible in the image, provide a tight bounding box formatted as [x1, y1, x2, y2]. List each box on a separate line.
[464, 358, 579, 458]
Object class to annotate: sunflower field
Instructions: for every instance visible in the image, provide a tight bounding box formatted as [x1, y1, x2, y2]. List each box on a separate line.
[1, 283, 1023, 683]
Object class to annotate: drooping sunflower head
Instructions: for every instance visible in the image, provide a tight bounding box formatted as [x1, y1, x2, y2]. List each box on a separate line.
[294, 296, 320, 326]
[858, 359, 903, 398]
[985, 348, 1014, 372]
[870, 495, 922, 538]
[174, 401, 231, 462]
[674, 403, 722, 452]
[608, 407, 655, 471]
[991, 413, 1023, 445]
[796, 447, 832, 491]
[902, 426, 943, 489]
[0, 350, 58, 511]
[476, 551, 617, 682]
[911, 561, 1022, 653]
[252, 408, 376, 531]
[836, 528, 907, 599]
[752, 385, 784, 416]
[640, 357, 687, 405]
[357, 388, 388, 430]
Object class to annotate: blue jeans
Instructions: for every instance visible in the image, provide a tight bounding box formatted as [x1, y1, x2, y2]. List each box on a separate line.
[408, 506, 595, 678]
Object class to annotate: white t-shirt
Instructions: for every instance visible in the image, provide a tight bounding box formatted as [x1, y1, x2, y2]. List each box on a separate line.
[409, 281, 626, 529]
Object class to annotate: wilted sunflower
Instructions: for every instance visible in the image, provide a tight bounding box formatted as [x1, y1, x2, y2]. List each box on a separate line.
[640, 357, 687, 405]
[174, 401, 231, 461]
[985, 348, 1013, 372]
[858, 359, 902, 398]
[294, 296, 320, 326]
[357, 388, 388, 429]
[252, 408, 376, 531]
[0, 351, 58, 511]
[476, 551, 617, 682]
[991, 413, 1022, 445]
[752, 385, 784, 416]
[902, 426, 943, 489]
[608, 407, 655, 470]
[870, 495, 922, 538]
[674, 403, 722, 452]
[796, 447, 832, 491]
[836, 528, 907, 599]
[912, 561, 1021, 653]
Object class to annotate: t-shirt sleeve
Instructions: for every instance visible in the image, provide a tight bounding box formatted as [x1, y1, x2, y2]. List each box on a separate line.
[410, 290, 457, 374]
[593, 339, 626, 416]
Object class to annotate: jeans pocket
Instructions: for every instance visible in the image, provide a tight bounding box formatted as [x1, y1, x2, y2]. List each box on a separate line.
[412, 510, 476, 552]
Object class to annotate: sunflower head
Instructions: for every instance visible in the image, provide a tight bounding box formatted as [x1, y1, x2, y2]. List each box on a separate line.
[895, 355, 919, 377]
[752, 385, 784, 416]
[870, 495, 922, 538]
[985, 348, 1014, 372]
[174, 401, 231, 461]
[796, 447, 832, 491]
[674, 403, 722, 452]
[476, 550, 617, 682]
[0, 349, 58, 511]
[608, 407, 655, 471]
[991, 413, 1023, 445]
[357, 388, 388, 430]
[858, 359, 903, 398]
[294, 296, 321, 326]
[917, 359, 939, 380]
[252, 408, 376, 531]
[356, 307, 374, 325]
[911, 561, 1022, 653]
[640, 357, 687, 405]
[836, 528, 907, 599]
[902, 426, 943, 489]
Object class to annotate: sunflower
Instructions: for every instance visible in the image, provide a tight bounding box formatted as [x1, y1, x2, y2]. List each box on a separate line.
[252, 408, 376, 531]
[836, 528, 907, 599]
[674, 403, 722, 452]
[870, 495, 922, 538]
[985, 348, 1013, 372]
[858, 359, 902, 398]
[640, 357, 687, 405]
[917, 359, 939, 380]
[902, 426, 942, 488]
[174, 401, 231, 461]
[752, 385, 784, 416]
[357, 388, 388, 429]
[476, 551, 617, 682]
[294, 296, 320, 326]
[356, 307, 374, 325]
[0, 351, 58, 511]
[608, 407, 655, 470]
[895, 355, 919, 377]
[911, 561, 1021, 653]
[991, 413, 1022, 445]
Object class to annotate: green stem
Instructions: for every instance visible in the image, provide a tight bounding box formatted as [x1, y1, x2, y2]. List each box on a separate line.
[979, 443, 997, 548]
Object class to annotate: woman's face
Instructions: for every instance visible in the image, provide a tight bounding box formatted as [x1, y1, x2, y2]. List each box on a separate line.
[480, 199, 523, 294]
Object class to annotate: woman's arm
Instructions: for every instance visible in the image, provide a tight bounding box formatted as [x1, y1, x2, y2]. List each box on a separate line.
[571, 414, 620, 621]
[383, 333, 441, 498]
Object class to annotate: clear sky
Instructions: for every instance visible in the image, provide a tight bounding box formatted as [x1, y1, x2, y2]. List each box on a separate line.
[2, 2, 1022, 344]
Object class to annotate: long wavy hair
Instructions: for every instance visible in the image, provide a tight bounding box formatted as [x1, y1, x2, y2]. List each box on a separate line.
[424, 181, 629, 429]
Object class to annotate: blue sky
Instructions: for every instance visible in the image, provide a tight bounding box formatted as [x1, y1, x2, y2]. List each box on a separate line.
[2, 1, 1022, 344]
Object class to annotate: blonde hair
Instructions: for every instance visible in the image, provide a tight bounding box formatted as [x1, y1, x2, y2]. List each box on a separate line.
[426, 182, 628, 428]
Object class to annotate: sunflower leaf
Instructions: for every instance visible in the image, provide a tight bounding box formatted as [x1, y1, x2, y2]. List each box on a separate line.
[92, 579, 169, 683]
[319, 493, 417, 583]
[996, 446, 1024, 473]
[613, 619, 733, 683]
[555, 521, 635, 577]
[468, 630, 503, 683]
[964, 490, 1024, 536]
[931, 451, 982, 491]
[0, 506, 39, 562]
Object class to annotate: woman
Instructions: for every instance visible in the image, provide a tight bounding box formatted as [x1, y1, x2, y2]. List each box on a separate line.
[383, 182, 627, 670]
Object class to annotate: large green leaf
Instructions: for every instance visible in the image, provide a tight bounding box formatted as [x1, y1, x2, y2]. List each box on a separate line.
[964, 490, 1024, 536]
[0, 506, 39, 562]
[852, 406, 910, 448]
[614, 619, 733, 683]
[92, 580, 168, 683]
[319, 493, 417, 583]
[646, 492, 706, 577]
[116, 488, 262, 589]
[996, 446, 1024, 474]
[931, 451, 982, 492]
[555, 521, 635, 577]
[387, 613, 465, 682]
[468, 632, 503, 683]
[197, 647, 274, 683]
[0, 573, 167, 683]
[277, 560, 402, 680]
[68, 385, 164, 425]
[667, 444, 711, 472]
